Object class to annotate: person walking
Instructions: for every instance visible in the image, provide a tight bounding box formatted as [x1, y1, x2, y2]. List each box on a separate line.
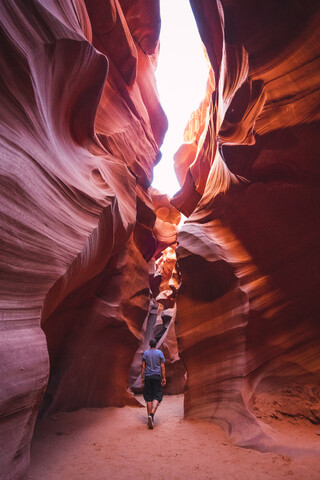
[141, 338, 166, 429]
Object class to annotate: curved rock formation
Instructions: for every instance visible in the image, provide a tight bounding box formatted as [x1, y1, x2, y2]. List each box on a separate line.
[0, 1, 166, 478]
[130, 193, 186, 396]
[174, 0, 320, 451]
[1, 0, 320, 476]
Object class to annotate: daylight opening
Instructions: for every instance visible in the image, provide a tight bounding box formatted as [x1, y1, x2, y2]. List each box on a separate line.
[152, 0, 210, 198]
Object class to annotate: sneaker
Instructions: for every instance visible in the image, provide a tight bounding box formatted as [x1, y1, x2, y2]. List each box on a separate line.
[148, 414, 154, 429]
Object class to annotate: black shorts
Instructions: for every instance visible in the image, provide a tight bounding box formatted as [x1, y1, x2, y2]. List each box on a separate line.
[143, 375, 163, 403]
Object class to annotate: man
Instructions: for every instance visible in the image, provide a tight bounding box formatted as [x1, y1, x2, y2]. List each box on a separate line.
[141, 338, 166, 429]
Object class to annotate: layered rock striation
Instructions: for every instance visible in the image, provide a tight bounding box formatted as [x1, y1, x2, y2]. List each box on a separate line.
[1, 0, 320, 476]
[173, 0, 320, 451]
[0, 1, 168, 478]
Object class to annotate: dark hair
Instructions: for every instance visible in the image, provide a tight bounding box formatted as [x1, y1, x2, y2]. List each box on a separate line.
[149, 338, 157, 348]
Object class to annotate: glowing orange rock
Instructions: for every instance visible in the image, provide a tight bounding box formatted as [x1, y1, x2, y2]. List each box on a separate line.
[130, 196, 185, 395]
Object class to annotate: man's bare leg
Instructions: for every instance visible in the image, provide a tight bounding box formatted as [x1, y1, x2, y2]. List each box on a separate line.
[147, 400, 159, 429]
[151, 400, 159, 415]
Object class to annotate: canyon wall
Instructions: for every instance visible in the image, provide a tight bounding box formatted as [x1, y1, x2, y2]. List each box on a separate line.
[0, 1, 171, 478]
[1, 0, 320, 477]
[173, 0, 320, 450]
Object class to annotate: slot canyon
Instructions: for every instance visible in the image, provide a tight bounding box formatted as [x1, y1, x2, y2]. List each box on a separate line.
[0, 1, 320, 479]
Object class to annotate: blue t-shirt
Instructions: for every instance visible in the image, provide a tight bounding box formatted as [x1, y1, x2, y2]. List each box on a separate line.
[142, 348, 165, 377]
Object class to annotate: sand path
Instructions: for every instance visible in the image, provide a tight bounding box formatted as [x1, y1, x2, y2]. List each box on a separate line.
[28, 395, 320, 480]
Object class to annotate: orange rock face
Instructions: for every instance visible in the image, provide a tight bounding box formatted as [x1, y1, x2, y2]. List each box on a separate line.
[174, 0, 320, 450]
[0, 1, 167, 478]
[130, 194, 185, 397]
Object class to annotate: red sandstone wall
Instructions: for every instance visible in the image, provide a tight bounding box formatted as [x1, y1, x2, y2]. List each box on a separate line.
[173, 0, 320, 450]
[0, 1, 167, 478]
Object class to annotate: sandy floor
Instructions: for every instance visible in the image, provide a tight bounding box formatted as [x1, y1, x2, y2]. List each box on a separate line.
[28, 395, 320, 480]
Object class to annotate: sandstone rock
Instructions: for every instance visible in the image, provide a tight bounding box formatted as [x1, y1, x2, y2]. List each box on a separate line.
[130, 244, 186, 396]
[2, 1, 319, 476]
[0, 1, 166, 478]
[174, 0, 320, 452]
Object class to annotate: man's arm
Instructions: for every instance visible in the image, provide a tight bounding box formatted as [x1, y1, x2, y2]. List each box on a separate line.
[141, 360, 146, 384]
[161, 362, 166, 386]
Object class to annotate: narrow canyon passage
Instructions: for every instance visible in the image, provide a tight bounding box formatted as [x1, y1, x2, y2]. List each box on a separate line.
[1, 1, 320, 480]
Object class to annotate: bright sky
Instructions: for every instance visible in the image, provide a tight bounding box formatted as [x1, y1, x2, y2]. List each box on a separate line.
[152, 0, 209, 197]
